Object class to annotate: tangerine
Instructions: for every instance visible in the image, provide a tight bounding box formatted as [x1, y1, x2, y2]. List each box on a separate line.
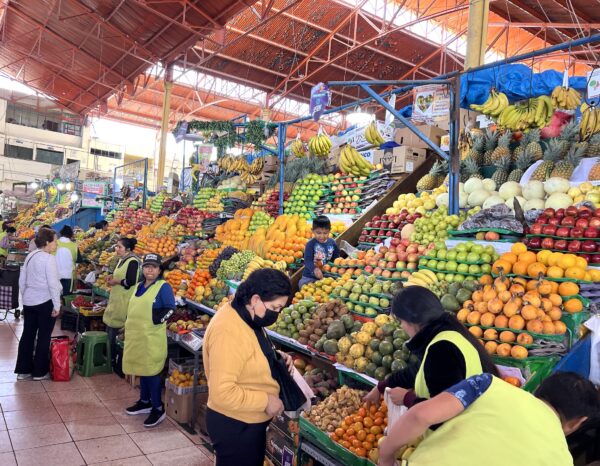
[496, 343, 512, 357]
[558, 281, 579, 296]
[511, 242, 528, 255]
[564, 298, 583, 313]
[484, 341, 498, 355]
[510, 345, 528, 359]
[516, 333, 533, 345]
[469, 326, 483, 338]
[553, 321, 567, 335]
[508, 315, 525, 330]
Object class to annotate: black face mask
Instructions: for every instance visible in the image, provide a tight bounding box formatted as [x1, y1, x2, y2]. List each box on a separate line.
[253, 309, 279, 327]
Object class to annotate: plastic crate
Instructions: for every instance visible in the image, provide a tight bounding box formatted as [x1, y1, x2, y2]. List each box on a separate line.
[165, 378, 208, 395]
[168, 357, 196, 374]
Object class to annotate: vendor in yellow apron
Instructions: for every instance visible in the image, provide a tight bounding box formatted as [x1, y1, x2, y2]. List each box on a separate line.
[122, 253, 175, 429]
[57, 239, 77, 292]
[0, 230, 7, 257]
[396, 374, 584, 466]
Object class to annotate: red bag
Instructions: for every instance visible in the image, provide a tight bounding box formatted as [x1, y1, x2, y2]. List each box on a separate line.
[50, 336, 76, 381]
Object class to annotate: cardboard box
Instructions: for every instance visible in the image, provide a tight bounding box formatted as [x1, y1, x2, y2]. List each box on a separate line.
[373, 146, 427, 174]
[393, 124, 447, 149]
[271, 413, 300, 441]
[165, 388, 208, 425]
[332, 120, 394, 150]
[263, 155, 279, 172]
[327, 147, 341, 171]
[436, 108, 479, 131]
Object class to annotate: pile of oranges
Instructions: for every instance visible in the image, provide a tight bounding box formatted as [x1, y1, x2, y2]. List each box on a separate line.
[492, 243, 600, 282]
[185, 269, 212, 300]
[331, 402, 387, 459]
[264, 237, 306, 264]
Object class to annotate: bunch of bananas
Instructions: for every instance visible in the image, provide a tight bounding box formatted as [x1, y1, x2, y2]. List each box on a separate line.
[403, 270, 447, 297]
[338, 144, 374, 176]
[242, 256, 287, 280]
[579, 103, 600, 140]
[290, 139, 306, 158]
[308, 133, 332, 157]
[364, 121, 385, 146]
[218, 155, 250, 174]
[551, 86, 581, 110]
[497, 96, 554, 131]
[470, 89, 509, 117]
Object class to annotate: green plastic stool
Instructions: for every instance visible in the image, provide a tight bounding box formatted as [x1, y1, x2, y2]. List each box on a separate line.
[76, 331, 112, 377]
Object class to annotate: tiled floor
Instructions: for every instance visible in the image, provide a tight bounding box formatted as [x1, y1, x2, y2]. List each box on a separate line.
[0, 312, 214, 465]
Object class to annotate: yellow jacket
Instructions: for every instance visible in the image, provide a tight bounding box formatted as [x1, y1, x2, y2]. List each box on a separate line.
[203, 303, 280, 424]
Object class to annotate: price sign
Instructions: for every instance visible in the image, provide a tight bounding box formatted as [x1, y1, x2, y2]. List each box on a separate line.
[587, 68, 600, 101]
[412, 84, 450, 124]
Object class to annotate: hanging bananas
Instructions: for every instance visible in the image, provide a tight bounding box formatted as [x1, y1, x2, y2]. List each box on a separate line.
[579, 103, 600, 141]
[551, 86, 581, 110]
[470, 89, 509, 118]
[338, 145, 374, 177]
[497, 96, 554, 131]
[364, 121, 385, 147]
[308, 133, 332, 157]
[218, 155, 266, 184]
[290, 139, 306, 158]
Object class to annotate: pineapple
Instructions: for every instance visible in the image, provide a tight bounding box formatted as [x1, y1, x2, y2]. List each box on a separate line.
[586, 133, 600, 157]
[550, 144, 585, 179]
[491, 154, 511, 186]
[417, 160, 445, 192]
[530, 139, 562, 181]
[589, 159, 600, 181]
[482, 129, 498, 166]
[525, 128, 543, 161]
[491, 131, 512, 163]
[558, 120, 579, 157]
[512, 132, 529, 163]
[467, 134, 485, 165]
[460, 156, 483, 182]
[507, 148, 532, 182]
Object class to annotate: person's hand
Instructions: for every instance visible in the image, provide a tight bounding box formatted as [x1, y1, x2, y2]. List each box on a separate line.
[265, 394, 284, 417]
[363, 386, 381, 407]
[278, 350, 294, 375]
[378, 455, 396, 466]
[51, 309, 60, 318]
[387, 387, 409, 406]
[314, 268, 323, 279]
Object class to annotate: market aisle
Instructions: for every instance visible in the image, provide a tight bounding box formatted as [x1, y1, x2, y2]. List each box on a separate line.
[0, 314, 215, 466]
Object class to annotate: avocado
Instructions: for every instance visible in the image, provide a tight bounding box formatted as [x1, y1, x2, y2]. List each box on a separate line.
[391, 359, 408, 372]
[440, 294, 460, 312]
[370, 351, 383, 366]
[374, 366, 388, 381]
[462, 280, 479, 292]
[448, 282, 461, 296]
[341, 314, 354, 331]
[381, 354, 393, 369]
[323, 339, 339, 356]
[365, 362, 378, 377]
[369, 338, 381, 351]
[326, 321, 346, 339]
[352, 321, 363, 333]
[456, 288, 473, 304]
[379, 341, 394, 356]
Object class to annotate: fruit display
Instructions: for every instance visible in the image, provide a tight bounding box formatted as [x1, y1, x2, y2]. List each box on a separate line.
[134, 217, 180, 257]
[149, 191, 167, 214]
[208, 246, 239, 277]
[439, 280, 478, 312]
[496, 96, 554, 131]
[579, 103, 600, 140]
[252, 190, 290, 217]
[338, 144, 375, 176]
[284, 174, 331, 218]
[419, 242, 499, 281]
[194, 245, 224, 270]
[194, 188, 224, 211]
[525, 206, 600, 263]
[290, 138, 306, 158]
[403, 270, 449, 297]
[164, 268, 192, 299]
[386, 190, 440, 216]
[216, 250, 256, 281]
[201, 279, 230, 309]
[416, 159, 447, 192]
[332, 400, 388, 461]
[492, 243, 600, 282]
[167, 314, 211, 333]
[296, 362, 338, 399]
[551, 86, 582, 111]
[217, 155, 265, 185]
[411, 206, 471, 244]
[364, 121, 386, 147]
[248, 210, 274, 232]
[293, 275, 352, 304]
[330, 220, 347, 237]
[215, 209, 255, 249]
[184, 269, 212, 301]
[359, 211, 422, 245]
[329, 274, 395, 317]
[242, 256, 287, 280]
[167, 369, 207, 388]
[308, 133, 332, 157]
[469, 89, 509, 118]
[303, 386, 366, 432]
[175, 207, 215, 235]
[254, 214, 311, 265]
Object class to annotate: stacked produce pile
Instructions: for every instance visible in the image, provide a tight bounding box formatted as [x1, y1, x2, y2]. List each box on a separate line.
[338, 144, 376, 176]
[248, 210, 273, 232]
[525, 206, 600, 264]
[174, 207, 216, 236]
[112, 208, 156, 236]
[242, 256, 287, 280]
[167, 312, 211, 334]
[411, 206, 474, 244]
[386, 190, 440, 216]
[149, 191, 167, 214]
[214, 208, 256, 250]
[184, 269, 212, 301]
[134, 217, 181, 257]
[164, 268, 192, 299]
[167, 368, 207, 389]
[330, 274, 399, 317]
[284, 174, 332, 219]
[208, 246, 239, 277]
[294, 275, 350, 304]
[184, 270, 229, 309]
[194, 246, 224, 271]
[358, 210, 422, 246]
[330, 221, 347, 237]
[216, 250, 256, 281]
[176, 241, 221, 271]
[253, 190, 290, 217]
[193, 188, 224, 212]
[419, 242, 499, 282]
[324, 174, 364, 215]
[303, 386, 365, 433]
[293, 358, 339, 399]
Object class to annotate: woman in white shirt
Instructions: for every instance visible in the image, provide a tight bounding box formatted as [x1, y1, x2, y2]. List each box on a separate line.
[15, 228, 62, 381]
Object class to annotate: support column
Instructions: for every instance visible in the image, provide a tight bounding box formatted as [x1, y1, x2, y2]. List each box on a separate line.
[465, 0, 490, 69]
[157, 63, 174, 190]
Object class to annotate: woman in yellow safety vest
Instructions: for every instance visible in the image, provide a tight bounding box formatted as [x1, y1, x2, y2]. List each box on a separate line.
[102, 237, 140, 368]
[122, 253, 175, 428]
[0, 224, 16, 259]
[378, 372, 600, 466]
[364, 286, 498, 408]
[56, 226, 81, 295]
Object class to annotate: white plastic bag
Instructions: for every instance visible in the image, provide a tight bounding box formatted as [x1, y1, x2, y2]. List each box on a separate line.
[284, 367, 314, 418]
[84, 271, 96, 284]
[584, 314, 600, 386]
[384, 387, 408, 431]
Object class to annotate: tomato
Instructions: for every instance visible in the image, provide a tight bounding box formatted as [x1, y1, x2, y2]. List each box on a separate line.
[363, 417, 374, 428]
[356, 430, 367, 441]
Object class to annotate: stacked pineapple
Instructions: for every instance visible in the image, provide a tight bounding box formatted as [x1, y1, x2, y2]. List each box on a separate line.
[416, 160, 447, 192]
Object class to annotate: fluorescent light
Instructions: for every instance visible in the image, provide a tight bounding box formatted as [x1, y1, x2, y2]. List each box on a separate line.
[29, 182, 39, 189]
[347, 108, 374, 126]
[70, 192, 79, 202]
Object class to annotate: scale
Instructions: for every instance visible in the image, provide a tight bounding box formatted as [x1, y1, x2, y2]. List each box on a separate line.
[180, 328, 205, 352]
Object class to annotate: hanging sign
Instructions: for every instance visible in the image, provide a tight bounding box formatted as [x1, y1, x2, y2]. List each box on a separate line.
[385, 94, 396, 127]
[587, 68, 600, 101]
[81, 181, 108, 208]
[310, 83, 331, 122]
[411, 84, 450, 124]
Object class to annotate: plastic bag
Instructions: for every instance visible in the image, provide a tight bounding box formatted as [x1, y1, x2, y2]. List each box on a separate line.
[84, 271, 96, 284]
[50, 336, 76, 382]
[284, 367, 314, 418]
[584, 315, 600, 386]
[384, 387, 408, 431]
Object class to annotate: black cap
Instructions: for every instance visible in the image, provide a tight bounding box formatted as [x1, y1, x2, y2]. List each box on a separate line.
[143, 253, 162, 267]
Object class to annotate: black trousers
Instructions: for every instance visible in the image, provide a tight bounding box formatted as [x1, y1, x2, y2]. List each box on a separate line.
[206, 407, 271, 466]
[15, 300, 56, 378]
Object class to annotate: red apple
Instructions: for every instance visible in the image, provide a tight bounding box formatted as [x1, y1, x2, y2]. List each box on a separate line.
[390, 238, 400, 247]
[381, 215, 389, 221]
[555, 227, 571, 237]
[406, 262, 417, 270]
[571, 227, 584, 238]
[541, 237, 555, 249]
[397, 251, 408, 261]
[359, 235, 367, 242]
[386, 231, 394, 237]
[554, 239, 568, 250]
[365, 222, 373, 228]
[385, 252, 398, 262]
[406, 245, 419, 254]
[565, 206, 578, 217]
[581, 240, 597, 252]
[542, 225, 557, 236]
[396, 261, 407, 269]
[393, 231, 402, 239]
[385, 261, 395, 269]
[528, 237, 542, 249]
[400, 238, 411, 247]
[364, 265, 373, 273]
[373, 267, 383, 276]
[584, 227, 599, 238]
[548, 217, 561, 226]
[530, 224, 544, 235]
[407, 253, 419, 263]
[589, 217, 600, 229]
[543, 208, 556, 217]
[555, 208, 566, 220]
[578, 207, 592, 218]
[361, 230, 368, 236]
[579, 254, 592, 264]
[560, 216, 576, 227]
[575, 218, 589, 229]
[568, 240, 582, 252]
[537, 215, 549, 224]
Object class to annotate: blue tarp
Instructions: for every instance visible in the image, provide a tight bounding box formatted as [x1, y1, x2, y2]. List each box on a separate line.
[461, 63, 587, 108]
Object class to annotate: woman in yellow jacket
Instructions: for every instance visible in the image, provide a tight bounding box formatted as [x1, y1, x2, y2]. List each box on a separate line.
[203, 268, 294, 466]
[378, 372, 600, 466]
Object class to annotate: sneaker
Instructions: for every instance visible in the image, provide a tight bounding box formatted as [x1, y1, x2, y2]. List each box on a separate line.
[32, 373, 51, 381]
[144, 407, 166, 428]
[16, 373, 32, 380]
[125, 400, 152, 415]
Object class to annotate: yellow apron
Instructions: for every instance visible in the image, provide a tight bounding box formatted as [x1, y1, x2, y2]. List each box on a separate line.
[0, 232, 7, 256]
[102, 256, 139, 328]
[414, 330, 483, 399]
[407, 377, 573, 466]
[57, 240, 78, 292]
[123, 279, 167, 377]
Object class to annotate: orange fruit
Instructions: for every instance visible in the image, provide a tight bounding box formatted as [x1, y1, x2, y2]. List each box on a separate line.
[575, 256, 588, 269]
[512, 261, 529, 276]
[456, 309, 469, 323]
[546, 266, 564, 279]
[565, 267, 586, 280]
[527, 262, 547, 278]
[480, 312, 496, 327]
[511, 242, 528, 255]
[484, 341, 498, 355]
[492, 260, 513, 275]
[521, 305, 539, 321]
[516, 333, 533, 345]
[518, 251, 537, 265]
[469, 326, 483, 338]
[542, 321, 556, 334]
[483, 328, 498, 340]
[564, 298, 583, 313]
[467, 311, 482, 325]
[511, 345, 528, 359]
[526, 319, 544, 334]
[553, 321, 567, 335]
[548, 293, 562, 307]
[547, 252, 564, 267]
[499, 330, 516, 343]
[496, 343, 512, 357]
[502, 252, 518, 264]
[537, 250, 552, 265]
[508, 315, 525, 330]
[495, 315, 509, 328]
[558, 281, 579, 296]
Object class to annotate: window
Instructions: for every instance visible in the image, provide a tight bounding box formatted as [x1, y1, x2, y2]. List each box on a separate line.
[5, 103, 83, 136]
[63, 123, 82, 136]
[90, 148, 122, 159]
[4, 144, 33, 160]
[36, 148, 64, 165]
